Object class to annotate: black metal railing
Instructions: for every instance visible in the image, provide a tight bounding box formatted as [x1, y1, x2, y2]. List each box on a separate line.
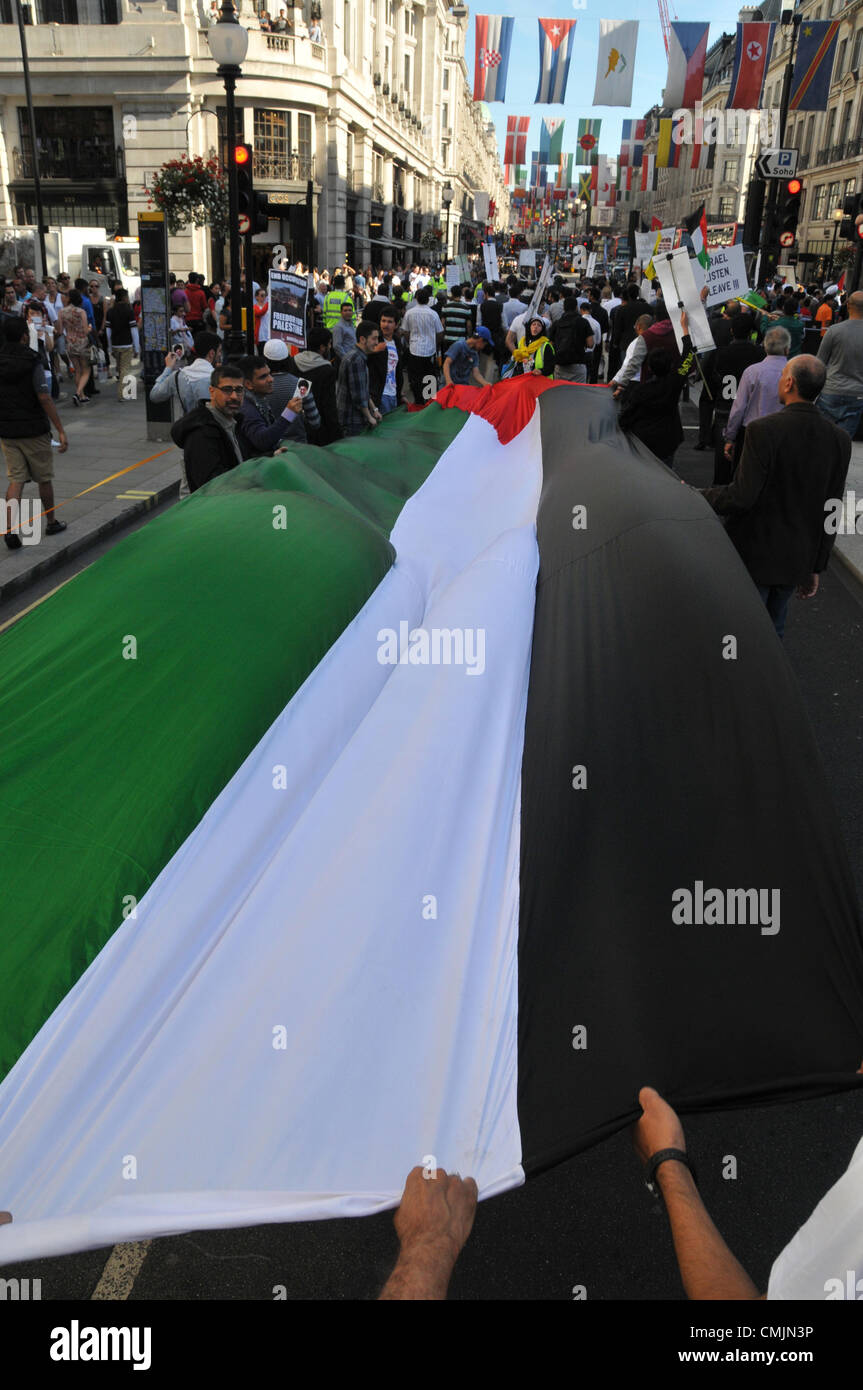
[14, 140, 120, 180]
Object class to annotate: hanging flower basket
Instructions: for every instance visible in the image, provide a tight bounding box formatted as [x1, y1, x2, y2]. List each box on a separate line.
[146, 155, 229, 238]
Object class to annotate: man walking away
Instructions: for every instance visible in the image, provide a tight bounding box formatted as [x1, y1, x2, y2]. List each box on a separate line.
[707, 317, 765, 484]
[551, 295, 594, 383]
[336, 320, 381, 435]
[817, 289, 863, 437]
[701, 355, 851, 639]
[293, 328, 342, 443]
[439, 284, 476, 351]
[170, 362, 246, 492]
[1, 316, 68, 547]
[106, 288, 139, 402]
[400, 287, 443, 404]
[722, 326, 789, 476]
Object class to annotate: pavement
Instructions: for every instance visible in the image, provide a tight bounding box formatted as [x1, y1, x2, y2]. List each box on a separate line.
[0, 365, 182, 607]
[1, 382, 862, 1305]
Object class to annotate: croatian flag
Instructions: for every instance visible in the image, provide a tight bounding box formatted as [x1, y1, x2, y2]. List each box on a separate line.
[663, 22, 709, 110]
[535, 17, 577, 104]
[726, 22, 775, 110]
[473, 14, 514, 103]
[504, 115, 531, 167]
[619, 118, 645, 167]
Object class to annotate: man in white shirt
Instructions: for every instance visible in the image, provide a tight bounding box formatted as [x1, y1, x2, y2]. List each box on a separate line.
[401, 285, 443, 403]
[611, 314, 653, 396]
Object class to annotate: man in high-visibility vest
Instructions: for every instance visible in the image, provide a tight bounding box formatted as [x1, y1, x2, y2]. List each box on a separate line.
[323, 275, 355, 330]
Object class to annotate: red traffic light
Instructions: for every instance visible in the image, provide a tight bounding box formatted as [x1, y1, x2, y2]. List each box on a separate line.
[857, 222, 863, 241]
[233, 143, 251, 165]
[786, 177, 802, 196]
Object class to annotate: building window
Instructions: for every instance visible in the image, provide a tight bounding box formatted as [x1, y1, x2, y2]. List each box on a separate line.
[385, 0, 393, 24]
[840, 98, 854, 143]
[442, 103, 449, 129]
[722, 158, 737, 183]
[298, 113, 312, 177]
[836, 38, 847, 79]
[827, 179, 841, 213]
[718, 196, 735, 219]
[844, 176, 857, 200]
[344, 1, 351, 60]
[15, 197, 122, 228]
[404, 6, 415, 35]
[825, 107, 838, 148]
[345, 129, 354, 190]
[384, 45, 390, 82]
[404, 53, 411, 92]
[441, 138, 450, 167]
[254, 109, 291, 180]
[16, 104, 117, 180]
[813, 184, 827, 219]
[851, 29, 863, 71]
[443, 67, 449, 91]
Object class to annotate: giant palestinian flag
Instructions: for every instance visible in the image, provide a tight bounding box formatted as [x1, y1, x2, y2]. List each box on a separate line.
[1, 383, 863, 1264]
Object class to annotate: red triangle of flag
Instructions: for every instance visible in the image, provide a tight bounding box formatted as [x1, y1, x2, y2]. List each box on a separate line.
[539, 17, 574, 51]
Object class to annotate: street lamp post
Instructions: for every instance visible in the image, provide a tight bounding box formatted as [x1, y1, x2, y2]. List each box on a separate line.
[442, 182, 454, 264]
[208, 3, 248, 359]
[829, 206, 844, 281]
[16, 1, 47, 279]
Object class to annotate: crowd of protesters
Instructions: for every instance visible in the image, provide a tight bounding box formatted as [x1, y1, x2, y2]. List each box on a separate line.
[2, 255, 859, 641]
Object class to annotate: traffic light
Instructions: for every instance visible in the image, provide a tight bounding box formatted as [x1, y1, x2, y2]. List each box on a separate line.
[253, 190, 269, 234]
[840, 192, 863, 241]
[778, 177, 803, 246]
[233, 143, 253, 232]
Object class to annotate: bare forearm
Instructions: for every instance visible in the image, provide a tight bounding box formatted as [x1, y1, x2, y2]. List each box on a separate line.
[379, 1239, 456, 1300]
[658, 1162, 761, 1300]
[39, 394, 65, 437]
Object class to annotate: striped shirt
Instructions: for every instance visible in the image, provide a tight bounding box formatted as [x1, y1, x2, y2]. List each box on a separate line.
[401, 304, 443, 358]
[440, 301, 476, 349]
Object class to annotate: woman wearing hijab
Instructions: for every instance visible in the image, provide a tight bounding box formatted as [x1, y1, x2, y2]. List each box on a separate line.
[511, 315, 556, 377]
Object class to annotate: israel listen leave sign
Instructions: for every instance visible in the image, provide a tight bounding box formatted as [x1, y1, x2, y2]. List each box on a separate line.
[695, 243, 749, 308]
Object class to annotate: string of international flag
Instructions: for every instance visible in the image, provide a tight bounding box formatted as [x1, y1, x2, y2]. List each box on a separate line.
[481, 13, 843, 216]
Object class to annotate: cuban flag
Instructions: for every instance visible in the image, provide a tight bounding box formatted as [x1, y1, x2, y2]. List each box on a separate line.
[726, 22, 775, 110]
[473, 14, 514, 103]
[504, 115, 531, 167]
[790, 20, 841, 111]
[619, 118, 645, 168]
[663, 22, 709, 110]
[535, 17, 577, 103]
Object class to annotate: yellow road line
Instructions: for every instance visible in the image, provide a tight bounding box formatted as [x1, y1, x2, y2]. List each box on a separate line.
[91, 1241, 152, 1300]
[2, 448, 174, 534]
[0, 574, 77, 634]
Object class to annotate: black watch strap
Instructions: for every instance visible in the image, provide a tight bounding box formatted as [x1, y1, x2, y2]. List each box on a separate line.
[644, 1147, 695, 1198]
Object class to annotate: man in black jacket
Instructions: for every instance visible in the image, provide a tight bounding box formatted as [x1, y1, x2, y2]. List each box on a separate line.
[170, 361, 245, 492]
[293, 328, 341, 444]
[611, 283, 651, 363]
[550, 294, 594, 383]
[705, 315, 765, 484]
[367, 309, 405, 412]
[700, 354, 851, 639]
[1, 316, 68, 548]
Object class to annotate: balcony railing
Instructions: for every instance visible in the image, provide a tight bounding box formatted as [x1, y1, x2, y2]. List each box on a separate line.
[253, 151, 315, 182]
[264, 34, 295, 57]
[13, 142, 122, 181]
[801, 135, 863, 172]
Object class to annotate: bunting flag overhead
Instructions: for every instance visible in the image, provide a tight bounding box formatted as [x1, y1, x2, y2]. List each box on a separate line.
[726, 21, 775, 109]
[539, 117, 565, 164]
[473, 14, 514, 102]
[577, 117, 601, 165]
[640, 152, 657, 193]
[691, 138, 717, 173]
[513, 164, 528, 193]
[790, 19, 841, 111]
[2, 381, 862, 1268]
[619, 118, 645, 167]
[593, 20, 639, 106]
[616, 163, 635, 202]
[578, 170, 593, 199]
[504, 115, 531, 167]
[535, 16, 577, 103]
[657, 115, 685, 168]
[556, 152, 574, 189]
[663, 21, 710, 109]
[595, 154, 617, 206]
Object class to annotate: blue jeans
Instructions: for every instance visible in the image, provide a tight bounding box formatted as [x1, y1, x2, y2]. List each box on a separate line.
[817, 392, 863, 438]
[756, 583, 796, 639]
[380, 394, 398, 414]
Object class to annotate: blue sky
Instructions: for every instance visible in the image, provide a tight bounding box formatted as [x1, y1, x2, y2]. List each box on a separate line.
[464, 2, 752, 169]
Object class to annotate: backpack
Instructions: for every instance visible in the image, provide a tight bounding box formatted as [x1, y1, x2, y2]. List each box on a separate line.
[553, 314, 584, 367]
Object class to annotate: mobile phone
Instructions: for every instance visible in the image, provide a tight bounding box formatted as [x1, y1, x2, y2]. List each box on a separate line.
[174, 346, 184, 359]
[295, 378, 311, 397]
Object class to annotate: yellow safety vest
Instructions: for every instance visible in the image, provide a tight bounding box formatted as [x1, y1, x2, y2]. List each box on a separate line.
[323, 290, 355, 329]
